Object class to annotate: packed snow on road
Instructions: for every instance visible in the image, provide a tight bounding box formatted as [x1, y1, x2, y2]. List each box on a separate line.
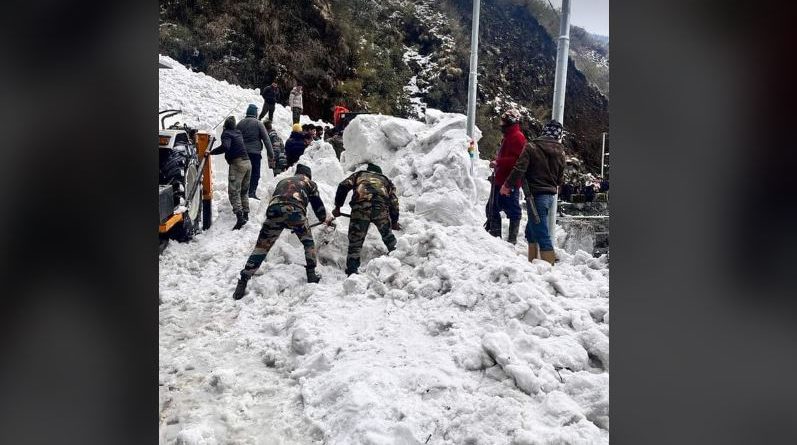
[159, 55, 609, 445]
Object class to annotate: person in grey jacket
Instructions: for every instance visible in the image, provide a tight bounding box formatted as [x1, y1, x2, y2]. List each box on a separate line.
[236, 104, 274, 199]
[288, 85, 303, 124]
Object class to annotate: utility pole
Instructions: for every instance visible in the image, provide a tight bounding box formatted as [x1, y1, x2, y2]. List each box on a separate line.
[551, 0, 571, 124]
[466, 0, 481, 143]
[600, 132, 607, 177]
[549, 0, 571, 249]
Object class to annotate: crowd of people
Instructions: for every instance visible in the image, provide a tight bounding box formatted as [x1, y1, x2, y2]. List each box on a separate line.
[209, 99, 572, 299]
[559, 177, 609, 202]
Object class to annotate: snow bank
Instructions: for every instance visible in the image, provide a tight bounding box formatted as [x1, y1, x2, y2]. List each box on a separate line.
[159, 54, 328, 144]
[342, 112, 489, 226]
[159, 55, 609, 445]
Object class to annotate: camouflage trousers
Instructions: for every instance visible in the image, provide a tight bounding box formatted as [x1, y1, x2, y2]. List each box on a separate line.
[228, 157, 251, 214]
[345, 204, 397, 274]
[242, 203, 317, 277]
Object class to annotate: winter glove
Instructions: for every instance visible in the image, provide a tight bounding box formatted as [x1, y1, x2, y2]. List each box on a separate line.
[332, 206, 342, 218]
[268, 158, 275, 168]
[391, 221, 402, 231]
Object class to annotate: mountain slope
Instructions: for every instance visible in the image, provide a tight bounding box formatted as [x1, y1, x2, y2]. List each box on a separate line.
[159, 0, 608, 167]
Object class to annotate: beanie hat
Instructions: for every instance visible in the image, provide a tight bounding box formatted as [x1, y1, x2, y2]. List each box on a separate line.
[295, 163, 312, 179]
[366, 163, 382, 174]
[292, 123, 303, 132]
[245, 104, 258, 117]
[540, 120, 563, 141]
[500, 108, 521, 125]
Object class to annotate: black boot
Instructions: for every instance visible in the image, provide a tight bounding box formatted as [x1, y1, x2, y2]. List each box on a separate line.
[243, 211, 249, 223]
[248, 192, 260, 200]
[345, 258, 360, 276]
[507, 219, 520, 245]
[306, 267, 321, 283]
[488, 217, 502, 238]
[233, 273, 250, 300]
[233, 211, 246, 230]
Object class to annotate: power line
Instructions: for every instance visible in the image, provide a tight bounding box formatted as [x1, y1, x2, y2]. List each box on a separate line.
[546, 0, 561, 21]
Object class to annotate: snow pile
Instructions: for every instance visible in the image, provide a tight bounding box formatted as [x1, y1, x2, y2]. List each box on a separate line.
[159, 55, 609, 445]
[342, 112, 488, 227]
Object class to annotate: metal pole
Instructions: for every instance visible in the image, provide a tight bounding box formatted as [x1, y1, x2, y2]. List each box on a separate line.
[600, 132, 606, 177]
[548, 0, 571, 251]
[466, 0, 481, 140]
[551, 0, 571, 124]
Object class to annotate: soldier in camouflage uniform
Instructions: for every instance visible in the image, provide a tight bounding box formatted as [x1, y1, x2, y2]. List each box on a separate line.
[332, 163, 401, 275]
[264, 120, 287, 175]
[233, 164, 332, 299]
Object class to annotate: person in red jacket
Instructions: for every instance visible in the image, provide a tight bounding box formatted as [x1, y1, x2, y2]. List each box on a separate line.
[332, 104, 350, 130]
[486, 108, 526, 244]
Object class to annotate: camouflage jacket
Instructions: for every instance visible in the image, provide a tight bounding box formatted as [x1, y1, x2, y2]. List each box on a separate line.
[269, 174, 327, 221]
[268, 130, 287, 168]
[335, 170, 399, 223]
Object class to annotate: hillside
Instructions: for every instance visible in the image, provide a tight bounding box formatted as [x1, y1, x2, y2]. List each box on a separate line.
[160, 0, 608, 169]
[159, 54, 609, 445]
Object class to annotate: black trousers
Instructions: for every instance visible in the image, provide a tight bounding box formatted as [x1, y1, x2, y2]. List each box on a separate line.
[259, 101, 276, 121]
[248, 152, 262, 195]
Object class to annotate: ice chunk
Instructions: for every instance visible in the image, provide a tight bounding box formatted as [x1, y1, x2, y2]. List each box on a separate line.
[291, 328, 311, 355]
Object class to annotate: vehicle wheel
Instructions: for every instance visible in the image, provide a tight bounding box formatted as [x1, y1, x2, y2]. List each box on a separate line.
[174, 161, 202, 242]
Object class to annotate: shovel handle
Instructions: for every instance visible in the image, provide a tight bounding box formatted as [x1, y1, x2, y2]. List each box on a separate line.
[309, 220, 337, 229]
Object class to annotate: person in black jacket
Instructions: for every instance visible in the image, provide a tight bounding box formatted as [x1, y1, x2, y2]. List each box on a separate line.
[259, 82, 280, 122]
[561, 182, 574, 202]
[236, 104, 274, 200]
[209, 116, 252, 229]
[284, 123, 307, 168]
[583, 183, 596, 202]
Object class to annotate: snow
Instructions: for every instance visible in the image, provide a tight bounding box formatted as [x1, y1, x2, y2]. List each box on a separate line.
[396, 0, 456, 121]
[402, 48, 435, 119]
[159, 55, 609, 444]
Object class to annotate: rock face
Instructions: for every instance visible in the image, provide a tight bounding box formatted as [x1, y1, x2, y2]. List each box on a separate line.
[159, 0, 608, 169]
[451, 0, 609, 167]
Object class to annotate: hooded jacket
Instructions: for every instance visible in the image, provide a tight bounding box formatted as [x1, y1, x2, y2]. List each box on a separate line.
[333, 106, 349, 127]
[210, 129, 248, 163]
[284, 131, 307, 166]
[236, 117, 274, 160]
[289, 87, 303, 109]
[504, 137, 566, 195]
[494, 123, 526, 187]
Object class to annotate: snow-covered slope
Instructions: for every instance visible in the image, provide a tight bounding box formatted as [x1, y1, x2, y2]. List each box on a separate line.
[159, 55, 609, 445]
